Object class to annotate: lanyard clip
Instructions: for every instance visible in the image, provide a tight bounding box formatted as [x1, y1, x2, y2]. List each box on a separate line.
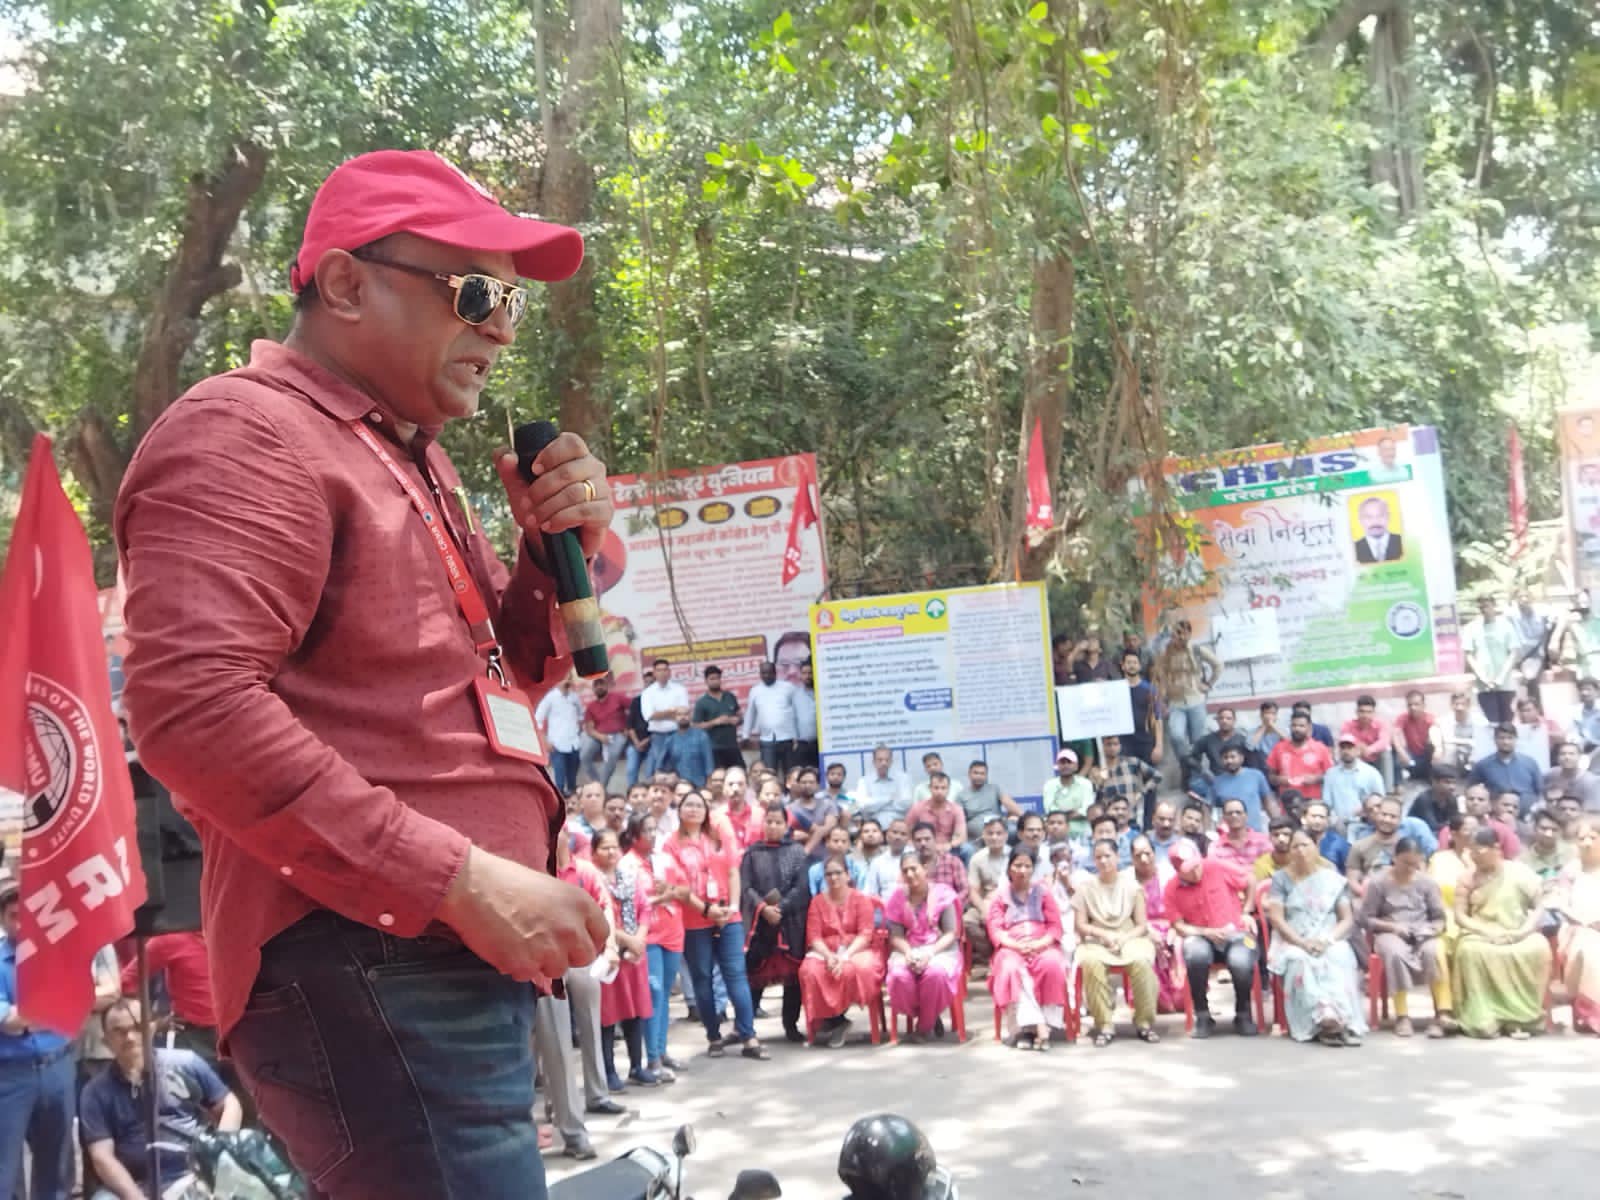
[486, 648, 508, 688]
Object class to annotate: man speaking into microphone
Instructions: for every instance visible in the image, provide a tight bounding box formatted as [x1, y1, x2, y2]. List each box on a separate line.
[114, 150, 612, 1200]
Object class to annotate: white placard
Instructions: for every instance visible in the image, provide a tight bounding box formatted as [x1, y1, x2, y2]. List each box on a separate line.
[1207, 609, 1281, 661]
[1055, 680, 1135, 741]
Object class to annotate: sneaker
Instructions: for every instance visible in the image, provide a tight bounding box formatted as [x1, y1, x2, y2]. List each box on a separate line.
[827, 1018, 852, 1049]
[753, 1006, 771, 1020]
[605, 1072, 626, 1093]
[655, 1065, 677, 1084]
[661, 1054, 689, 1071]
[628, 1067, 661, 1087]
[1191, 1013, 1216, 1040]
[1234, 1014, 1259, 1038]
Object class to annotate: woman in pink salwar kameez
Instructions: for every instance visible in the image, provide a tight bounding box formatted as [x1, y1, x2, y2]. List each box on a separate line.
[987, 849, 1069, 1049]
[884, 852, 962, 1041]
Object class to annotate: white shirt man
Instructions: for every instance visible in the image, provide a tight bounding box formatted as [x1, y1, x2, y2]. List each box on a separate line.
[852, 746, 911, 825]
[741, 664, 800, 743]
[639, 661, 690, 735]
[793, 684, 817, 743]
[534, 679, 585, 754]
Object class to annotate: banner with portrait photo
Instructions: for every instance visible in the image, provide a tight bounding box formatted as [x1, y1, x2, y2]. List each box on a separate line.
[1560, 409, 1600, 597]
[596, 454, 827, 706]
[1130, 425, 1463, 701]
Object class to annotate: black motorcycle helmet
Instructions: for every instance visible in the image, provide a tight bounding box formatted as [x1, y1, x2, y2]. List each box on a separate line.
[837, 1114, 938, 1200]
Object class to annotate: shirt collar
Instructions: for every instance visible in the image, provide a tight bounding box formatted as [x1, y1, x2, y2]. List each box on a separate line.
[247, 339, 442, 449]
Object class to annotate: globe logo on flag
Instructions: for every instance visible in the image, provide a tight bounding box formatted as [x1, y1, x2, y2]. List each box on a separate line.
[25, 701, 74, 833]
[21, 675, 102, 863]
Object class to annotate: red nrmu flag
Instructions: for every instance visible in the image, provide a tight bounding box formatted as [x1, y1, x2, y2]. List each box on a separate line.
[781, 458, 819, 587]
[1025, 418, 1054, 534]
[0, 436, 145, 1033]
[1508, 422, 1529, 558]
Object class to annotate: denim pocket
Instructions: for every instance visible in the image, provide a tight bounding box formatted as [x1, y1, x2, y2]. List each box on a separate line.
[229, 982, 354, 1184]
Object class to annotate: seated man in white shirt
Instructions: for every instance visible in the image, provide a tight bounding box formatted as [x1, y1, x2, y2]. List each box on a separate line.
[852, 744, 912, 827]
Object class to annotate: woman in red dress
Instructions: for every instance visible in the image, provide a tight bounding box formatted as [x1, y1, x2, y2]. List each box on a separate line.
[798, 854, 885, 1047]
[987, 848, 1069, 1049]
[592, 828, 657, 1088]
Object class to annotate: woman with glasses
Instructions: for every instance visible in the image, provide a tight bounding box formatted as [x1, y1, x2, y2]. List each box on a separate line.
[987, 848, 1069, 1050]
[798, 854, 885, 1047]
[884, 851, 963, 1042]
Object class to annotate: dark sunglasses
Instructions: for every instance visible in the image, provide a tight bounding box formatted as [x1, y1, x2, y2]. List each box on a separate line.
[354, 253, 528, 327]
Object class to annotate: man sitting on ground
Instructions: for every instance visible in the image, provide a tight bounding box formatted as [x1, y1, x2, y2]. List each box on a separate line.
[1105, 795, 1140, 866]
[1253, 815, 1303, 882]
[1520, 809, 1574, 884]
[1346, 795, 1408, 900]
[1340, 693, 1396, 791]
[1042, 748, 1095, 838]
[1409, 762, 1459, 832]
[1163, 841, 1259, 1038]
[862, 817, 911, 902]
[80, 998, 242, 1200]
[1323, 734, 1384, 829]
[1267, 711, 1334, 803]
[1188, 707, 1250, 803]
[1348, 792, 1440, 856]
[911, 821, 969, 906]
[906, 772, 967, 853]
[1544, 741, 1600, 813]
[1394, 689, 1443, 783]
[954, 760, 1021, 845]
[1146, 800, 1184, 868]
[1447, 783, 1522, 858]
[1466, 723, 1543, 816]
[1092, 735, 1160, 831]
[1179, 800, 1212, 858]
[1207, 798, 1272, 873]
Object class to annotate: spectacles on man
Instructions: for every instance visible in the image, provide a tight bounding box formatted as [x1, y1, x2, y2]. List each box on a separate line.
[354, 252, 528, 328]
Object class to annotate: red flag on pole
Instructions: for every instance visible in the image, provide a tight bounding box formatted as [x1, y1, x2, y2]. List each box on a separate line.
[1024, 418, 1054, 537]
[1509, 422, 1529, 559]
[0, 435, 145, 1034]
[781, 458, 819, 587]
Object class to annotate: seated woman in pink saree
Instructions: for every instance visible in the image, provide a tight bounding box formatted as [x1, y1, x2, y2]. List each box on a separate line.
[884, 851, 963, 1042]
[987, 848, 1069, 1050]
[1129, 834, 1185, 1014]
[1556, 817, 1600, 1035]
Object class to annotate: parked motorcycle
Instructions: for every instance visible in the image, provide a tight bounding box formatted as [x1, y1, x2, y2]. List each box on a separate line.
[548, 1124, 698, 1200]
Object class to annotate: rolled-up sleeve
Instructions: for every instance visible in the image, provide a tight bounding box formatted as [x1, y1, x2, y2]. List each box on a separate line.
[116, 399, 468, 935]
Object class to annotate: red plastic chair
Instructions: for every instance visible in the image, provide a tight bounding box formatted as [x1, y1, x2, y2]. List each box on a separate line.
[1181, 882, 1268, 1033]
[803, 967, 886, 1047]
[1367, 952, 1390, 1030]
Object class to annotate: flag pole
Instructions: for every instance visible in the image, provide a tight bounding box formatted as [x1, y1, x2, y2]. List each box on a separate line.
[137, 936, 161, 1200]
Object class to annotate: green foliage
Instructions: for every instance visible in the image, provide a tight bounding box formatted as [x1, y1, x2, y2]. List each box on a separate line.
[0, 0, 1595, 617]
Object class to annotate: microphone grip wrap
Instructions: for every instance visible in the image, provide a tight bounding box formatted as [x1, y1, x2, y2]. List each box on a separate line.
[513, 420, 610, 679]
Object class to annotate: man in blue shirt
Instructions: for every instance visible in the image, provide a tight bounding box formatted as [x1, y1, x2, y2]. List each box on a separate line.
[1201, 744, 1274, 831]
[0, 870, 76, 1200]
[1323, 736, 1384, 828]
[1467, 723, 1544, 815]
[1346, 792, 1439, 857]
[1302, 801, 1350, 875]
[662, 711, 714, 787]
[80, 997, 242, 1197]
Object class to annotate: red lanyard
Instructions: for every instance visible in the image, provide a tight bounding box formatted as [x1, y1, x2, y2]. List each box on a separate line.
[347, 420, 504, 679]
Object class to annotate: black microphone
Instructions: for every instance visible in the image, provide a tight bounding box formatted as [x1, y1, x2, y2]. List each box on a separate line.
[513, 420, 610, 679]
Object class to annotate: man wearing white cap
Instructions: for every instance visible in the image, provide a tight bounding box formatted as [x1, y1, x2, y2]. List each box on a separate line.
[115, 150, 614, 1199]
[1041, 748, 1094, 839]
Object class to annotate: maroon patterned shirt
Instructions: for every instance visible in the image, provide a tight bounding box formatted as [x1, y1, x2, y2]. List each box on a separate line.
[115, 340, 571, 1042]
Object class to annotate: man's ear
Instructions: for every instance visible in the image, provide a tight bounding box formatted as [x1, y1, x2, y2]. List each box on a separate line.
[312, 250, 366, 324]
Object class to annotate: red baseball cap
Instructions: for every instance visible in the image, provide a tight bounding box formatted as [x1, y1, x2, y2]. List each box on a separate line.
[289, 149, 583, 292]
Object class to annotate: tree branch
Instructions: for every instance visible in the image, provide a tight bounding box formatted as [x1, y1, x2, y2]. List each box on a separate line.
[1307, 0, 1396, 65]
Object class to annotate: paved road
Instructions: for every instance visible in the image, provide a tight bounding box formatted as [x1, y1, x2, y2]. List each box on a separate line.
[546, 992, 1600, 1200]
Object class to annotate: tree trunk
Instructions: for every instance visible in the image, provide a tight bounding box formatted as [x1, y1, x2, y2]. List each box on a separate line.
[1368, 4, 1423, 217]
[1005, 251, 1074, 581]
[540, 0, 621, 450]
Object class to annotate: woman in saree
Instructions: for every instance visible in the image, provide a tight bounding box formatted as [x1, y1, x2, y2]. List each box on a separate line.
[1555, 816, 1600, 1034]
[1073, 839, 1160, 1046]
[1359, 836, 1453, 1038]
[798, 854, 885, 1047]
[884, 850, 963, 1042]
[1129, 834, 1185, 1014]
[1265, 829, 1366, 1046]
[987, 848, 1069, 1050]
[1454, 827, 1552, 1039]
[1429, 811, 1480, 910]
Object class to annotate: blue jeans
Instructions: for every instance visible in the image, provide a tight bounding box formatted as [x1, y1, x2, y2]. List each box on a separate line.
[549, 748, 580, 796]
[645, 944, 683, 1064]
[1166, 702, 1209, 774]
[0, 1047, 75, 1200]
[626, 740, 648, 788]
[681, 923, 756, 1044]
[642, 731, 676, 779]
[228, 911, 542, 1200]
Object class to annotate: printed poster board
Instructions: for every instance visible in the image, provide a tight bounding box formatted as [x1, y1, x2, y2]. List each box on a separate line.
[811, 582, 1057, 807]
[1561, 409, 1600, 597]
[1131, 425, 1463, 701]
[598, 454, 826, 704]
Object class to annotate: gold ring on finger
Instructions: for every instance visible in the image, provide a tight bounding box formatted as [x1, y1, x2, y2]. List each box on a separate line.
[582, 478, 597, 503]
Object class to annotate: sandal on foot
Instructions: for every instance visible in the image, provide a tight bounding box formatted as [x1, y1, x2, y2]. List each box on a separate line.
[707, 1042, 726, 1058]
[741, 1040, 771, 1060]
[1425, 1022, 1446, 1039]
[1093, 1029, 1114, 1048]
[1393, 1017, 1413, 1038]
[1136, 1026, 1160, 1044]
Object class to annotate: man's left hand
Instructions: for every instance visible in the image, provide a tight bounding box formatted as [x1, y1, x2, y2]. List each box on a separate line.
[495, 433, 612, 559]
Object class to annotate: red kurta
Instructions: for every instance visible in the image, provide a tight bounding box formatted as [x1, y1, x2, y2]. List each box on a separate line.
[798, 890, 885, 1021]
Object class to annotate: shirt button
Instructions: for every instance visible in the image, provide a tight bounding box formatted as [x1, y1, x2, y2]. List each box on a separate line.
[367, 411, 383, 424]
[279, 865, 293, 877]
[533, 589, 544, 601]
[378, 912, 396, 927]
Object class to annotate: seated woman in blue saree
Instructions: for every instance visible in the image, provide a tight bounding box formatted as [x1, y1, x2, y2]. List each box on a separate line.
[1265, 828, 1368, 1046]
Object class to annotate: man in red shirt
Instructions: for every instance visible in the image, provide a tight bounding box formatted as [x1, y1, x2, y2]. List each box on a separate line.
[1267, 712, 1334, 800]
[115, 151, 611, 1200]
[904, 772, 968, 852]
[1339, 693, 1396, 791]
[1393, 689, 1440, 783]
[580, 671, 630, 789]
[1163, 840, 1259, 1038]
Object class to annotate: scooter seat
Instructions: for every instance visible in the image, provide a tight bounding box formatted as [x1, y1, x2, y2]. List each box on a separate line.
[547, 1156, 658, 1200]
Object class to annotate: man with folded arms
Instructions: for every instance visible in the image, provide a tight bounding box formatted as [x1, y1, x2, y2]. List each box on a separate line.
[116, 150, 611, 1199]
